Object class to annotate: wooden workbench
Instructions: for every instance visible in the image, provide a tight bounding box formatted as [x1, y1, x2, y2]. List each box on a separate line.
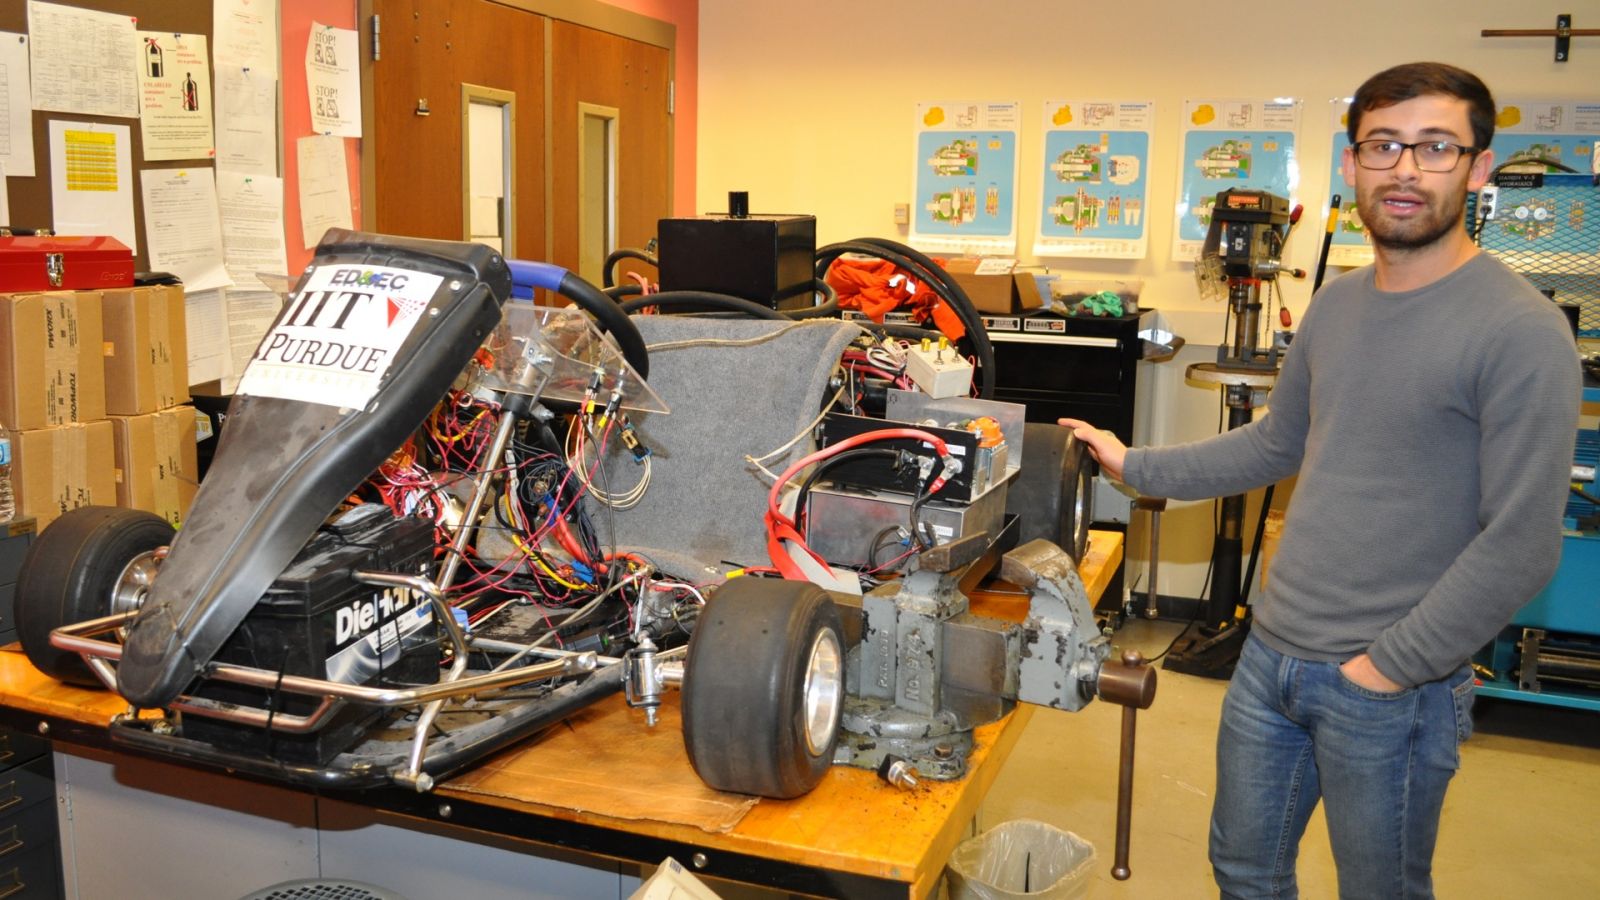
[0, 531, 1122, 899]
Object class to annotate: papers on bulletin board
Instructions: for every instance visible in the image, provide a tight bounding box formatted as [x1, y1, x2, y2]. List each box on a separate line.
[0, 33, 36, 178]
[137, 33, 216, 162]
[1324, 99, 1371, 269]
[0, 163, 9, 226]
[215, 67, 279, 175]
[220, 290, 283, 394]
[297, 134, 352, 248]
[141, 167, 231, 292]
[216, 170, 287, 291]
[1034, 100, 1154, 260]
[48, 120, 137, 252]
[185, 287, 230, 385]
[305, 23, 360, 138]
[1172, 98, 1301, 262]
[28, 2, 139, 118]
[909, 101, 1021, 256]
[214, 0, 279, 74]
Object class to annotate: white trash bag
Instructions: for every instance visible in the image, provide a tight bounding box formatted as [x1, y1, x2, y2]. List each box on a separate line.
[946, 819, 1096, 900]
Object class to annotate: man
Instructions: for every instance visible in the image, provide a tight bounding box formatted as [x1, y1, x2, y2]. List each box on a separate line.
[1063, 62, 1579, 898]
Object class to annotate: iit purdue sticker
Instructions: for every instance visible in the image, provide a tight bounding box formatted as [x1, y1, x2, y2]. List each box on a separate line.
[236, 265, 445, 409]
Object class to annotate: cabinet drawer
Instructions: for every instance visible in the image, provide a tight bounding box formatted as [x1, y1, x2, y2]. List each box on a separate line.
[0, 529, 31, 585]
[0, 757, 52, 823]
[0, 583, 14, 644]
[0, 734, 48, 773]
[0, 842, 59, 900]
[0, 800, 57, 864]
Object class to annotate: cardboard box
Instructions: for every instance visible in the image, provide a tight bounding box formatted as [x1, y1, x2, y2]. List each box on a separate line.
[941, 258, 1045, 314]
[109, 406, 199, 527]
[102, 285, 191, 415]
[0, 291, 107, 431]
[6, 421, 116, 530]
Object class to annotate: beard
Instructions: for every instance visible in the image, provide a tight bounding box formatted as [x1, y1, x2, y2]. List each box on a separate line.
[1358, 182, 1469, 252]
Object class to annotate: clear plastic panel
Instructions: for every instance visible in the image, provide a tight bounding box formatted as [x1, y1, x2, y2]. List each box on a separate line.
[479, 302, 668, 414]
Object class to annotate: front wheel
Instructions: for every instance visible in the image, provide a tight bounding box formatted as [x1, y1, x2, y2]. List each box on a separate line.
[14, 506, 175, 686]
[681, 578, 844, 799]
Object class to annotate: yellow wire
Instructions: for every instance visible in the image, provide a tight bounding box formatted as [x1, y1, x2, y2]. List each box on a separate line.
[501, 490, 587, 590]
[431, 408, 489, 444]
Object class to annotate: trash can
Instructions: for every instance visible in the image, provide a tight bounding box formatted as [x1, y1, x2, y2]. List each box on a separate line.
[946, 819, 1096, 900]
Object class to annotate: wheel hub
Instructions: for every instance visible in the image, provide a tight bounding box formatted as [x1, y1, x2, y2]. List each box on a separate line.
[112, 551, 163, 616]
[803, 629, 843, 756]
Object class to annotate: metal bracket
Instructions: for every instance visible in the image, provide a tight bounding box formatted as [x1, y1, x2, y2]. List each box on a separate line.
[1482, 14, 1598, 62]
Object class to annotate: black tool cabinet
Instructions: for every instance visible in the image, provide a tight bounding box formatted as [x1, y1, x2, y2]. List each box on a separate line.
[0, 519, 61, 899]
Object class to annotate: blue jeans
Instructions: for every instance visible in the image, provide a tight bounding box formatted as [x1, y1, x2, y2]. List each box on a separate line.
[1210, 634, 1475, 899]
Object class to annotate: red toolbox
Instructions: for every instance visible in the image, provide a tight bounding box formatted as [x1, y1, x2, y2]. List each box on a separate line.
[0, 236, 135, 292]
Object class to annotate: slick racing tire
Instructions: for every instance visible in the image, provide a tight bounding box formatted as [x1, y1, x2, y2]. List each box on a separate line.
[681, 577, 844, 799]
[1006, 423, 1094, 562]
[15, 506, 175, 686]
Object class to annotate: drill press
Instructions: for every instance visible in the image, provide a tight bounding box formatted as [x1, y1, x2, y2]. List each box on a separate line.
[1165, 189, 1302, 678]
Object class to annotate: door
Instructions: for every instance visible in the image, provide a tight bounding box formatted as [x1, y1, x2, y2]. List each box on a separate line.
[366, 2, 674, 274]
[368, 0, 548, 259]
[548, 20, 671, 280]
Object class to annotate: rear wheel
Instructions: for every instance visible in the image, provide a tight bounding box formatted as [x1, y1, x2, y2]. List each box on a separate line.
[15, 506, 175, 686]
[1008, 423, 1094, 562]
[681, 578, 844, 798]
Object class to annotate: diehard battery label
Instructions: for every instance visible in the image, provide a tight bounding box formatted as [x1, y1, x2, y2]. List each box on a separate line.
[324, 587, 435, 684]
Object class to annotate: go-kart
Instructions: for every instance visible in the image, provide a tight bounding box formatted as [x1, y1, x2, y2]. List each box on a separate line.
[15, 229, 1153, 861]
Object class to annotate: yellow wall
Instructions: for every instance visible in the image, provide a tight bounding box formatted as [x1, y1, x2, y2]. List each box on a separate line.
[696, 0, 1598, 599]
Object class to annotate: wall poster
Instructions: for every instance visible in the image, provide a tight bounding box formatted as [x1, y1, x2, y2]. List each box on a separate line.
[909, 101, 1020, 256]
[1033, 100, 1154, 260]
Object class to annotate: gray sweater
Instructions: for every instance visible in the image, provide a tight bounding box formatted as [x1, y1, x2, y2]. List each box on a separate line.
[1125, 252, 1580, 687]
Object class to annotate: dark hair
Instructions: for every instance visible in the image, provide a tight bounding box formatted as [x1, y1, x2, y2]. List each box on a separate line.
[1347, 62, 1495, 150]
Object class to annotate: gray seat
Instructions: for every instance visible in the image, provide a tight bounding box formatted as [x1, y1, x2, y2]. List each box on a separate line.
[590, 316, 860, 579]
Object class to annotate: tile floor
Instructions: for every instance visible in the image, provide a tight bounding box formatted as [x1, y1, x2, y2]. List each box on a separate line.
[976, 620, 1600, 898]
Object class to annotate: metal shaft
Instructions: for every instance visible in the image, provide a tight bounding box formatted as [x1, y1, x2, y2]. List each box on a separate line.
[1113, 704, 1138, 880]
[438, 409, 522, 592]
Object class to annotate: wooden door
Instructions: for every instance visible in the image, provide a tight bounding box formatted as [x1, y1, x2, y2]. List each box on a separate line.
[368, 0, 548, 258]
[548, 20, 671, 279]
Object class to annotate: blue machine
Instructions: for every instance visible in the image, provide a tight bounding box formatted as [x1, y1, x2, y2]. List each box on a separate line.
[1474, 382, 1600, 710]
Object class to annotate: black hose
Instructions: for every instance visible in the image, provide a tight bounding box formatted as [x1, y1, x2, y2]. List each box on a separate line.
[776, 278, 841, 320]
[620, 291, 788, 321]
[556, 271, 649, 380]
[1239, 484, 1276, 604]
[850, 238, 994, 394]
[795, 448, 903, 525]
[605, 284, 643, 300]
[816, 239, 995, 399]
[603, 247, 658, 289]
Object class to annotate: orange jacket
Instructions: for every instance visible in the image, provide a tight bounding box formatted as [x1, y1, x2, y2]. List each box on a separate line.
[823, 257, 966, 341]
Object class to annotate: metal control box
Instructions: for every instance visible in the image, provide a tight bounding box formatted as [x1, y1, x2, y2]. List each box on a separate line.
[805, 477, 1010, 569]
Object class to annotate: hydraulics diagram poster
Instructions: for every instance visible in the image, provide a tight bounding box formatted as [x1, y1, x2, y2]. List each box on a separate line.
[1173, 98, 1301, 262]
[1034, 100, 1154, 259]
[910, 101, 1021, 256]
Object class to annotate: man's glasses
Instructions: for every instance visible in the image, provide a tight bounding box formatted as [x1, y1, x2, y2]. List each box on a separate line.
[1351, 139, 1478, 173]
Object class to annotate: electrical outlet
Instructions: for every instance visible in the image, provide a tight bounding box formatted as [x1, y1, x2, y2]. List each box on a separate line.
[893, 203, 910, 226]
[1477, 184, 1499, 221]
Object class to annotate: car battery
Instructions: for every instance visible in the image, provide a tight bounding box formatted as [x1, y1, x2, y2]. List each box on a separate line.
[0, 236, 135, 291]
[819, 412, 1004, 504]
[181, 505, 440, 764]
[657, 211, 817, 310]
